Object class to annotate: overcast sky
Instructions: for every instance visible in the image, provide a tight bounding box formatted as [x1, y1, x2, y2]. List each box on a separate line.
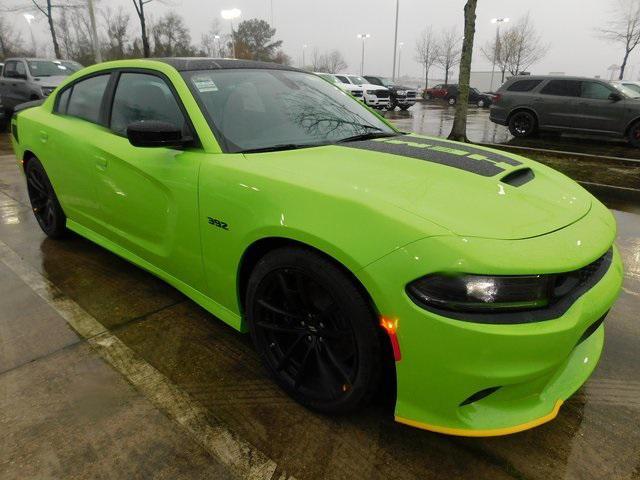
[6, 0, 631, 80]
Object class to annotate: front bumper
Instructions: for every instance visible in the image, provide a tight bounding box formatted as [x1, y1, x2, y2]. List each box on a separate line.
[364, 94, 390, 107]
[359, 201, 623, 436]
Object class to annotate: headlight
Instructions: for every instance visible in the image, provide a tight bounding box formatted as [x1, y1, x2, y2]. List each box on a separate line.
[365, 90, 375, 96]
[407, 273, 553, 312]
[41, 87, 55, 96]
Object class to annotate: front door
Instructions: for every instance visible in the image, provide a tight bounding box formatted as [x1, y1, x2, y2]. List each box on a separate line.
[90, 71, 206, 291]
[574, 80, 626, 134]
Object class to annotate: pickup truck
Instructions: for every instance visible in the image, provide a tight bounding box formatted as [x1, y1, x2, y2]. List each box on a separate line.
[363, 75, 418, 110]
[0, 58, 82, 117]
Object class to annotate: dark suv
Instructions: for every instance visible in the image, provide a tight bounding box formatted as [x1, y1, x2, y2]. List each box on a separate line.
[363, 75, 418, 110]
[490, 75, 640, 146]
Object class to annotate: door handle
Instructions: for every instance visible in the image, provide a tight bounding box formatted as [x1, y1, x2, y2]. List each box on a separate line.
[39, 130, 48, 143]
[95, 156, 108, 171]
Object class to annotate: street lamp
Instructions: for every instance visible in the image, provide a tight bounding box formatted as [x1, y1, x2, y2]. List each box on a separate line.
[302, 44, 307, 69]
[391, 0, 400, 81]
[357, 33, 371, 75]
[221, 8, 241, 58]
[489, 17, 509, 91]
[214, 35, 221, 55]
[397, 41, 404, 79]
[23, 13, 37, 56]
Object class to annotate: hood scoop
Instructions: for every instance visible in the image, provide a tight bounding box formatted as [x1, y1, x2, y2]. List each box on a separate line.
[500, 167, 535, 187]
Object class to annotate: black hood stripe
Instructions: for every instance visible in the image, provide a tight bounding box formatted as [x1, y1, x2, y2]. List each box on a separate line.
[342, 134, 522, 177]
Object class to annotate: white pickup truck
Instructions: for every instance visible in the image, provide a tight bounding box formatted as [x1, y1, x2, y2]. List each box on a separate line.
[334, 74, 391, 109]
[314, 72, 364, 101]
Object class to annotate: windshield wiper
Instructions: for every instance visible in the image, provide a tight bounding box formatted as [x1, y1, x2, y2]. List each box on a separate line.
[336, 131, 399, 143]
[241, 143, 325, 154]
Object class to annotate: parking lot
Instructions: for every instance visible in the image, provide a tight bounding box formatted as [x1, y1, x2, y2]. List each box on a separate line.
[1, 99, 639, 479]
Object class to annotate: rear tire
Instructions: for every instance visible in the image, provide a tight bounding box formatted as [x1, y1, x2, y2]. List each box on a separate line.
[628, 120, 640, 147]
[246, 246, 381, 414]
[400, 105, 411, 111]
[25, 157, 67, 238]
[508, 110, 537, 138]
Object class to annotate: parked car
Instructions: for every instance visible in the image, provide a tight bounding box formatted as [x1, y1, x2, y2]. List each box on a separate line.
[9, 58, 623, 437]
[425, 83, 492, 107]
[490, 75, 640, 146]
[363, 75, 418, 110]
[610, 80, 640, 95]
[0, 58, 82, 116]
[424, 83, 449, 100]
[315, 72, 364, 101]
[334, 74, 390, 109]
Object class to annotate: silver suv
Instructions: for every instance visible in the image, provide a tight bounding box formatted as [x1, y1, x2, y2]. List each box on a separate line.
[0, 58, 82, 116]
[490, 75, 640, 147]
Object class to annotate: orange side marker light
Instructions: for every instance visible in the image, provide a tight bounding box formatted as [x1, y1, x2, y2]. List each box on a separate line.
[380, 316, 401, 361]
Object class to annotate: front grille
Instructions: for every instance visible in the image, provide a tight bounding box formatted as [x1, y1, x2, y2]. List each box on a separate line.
[407, 91, 417, 98]
[352, 91, 363, 97]
[373, 90, 390, 98]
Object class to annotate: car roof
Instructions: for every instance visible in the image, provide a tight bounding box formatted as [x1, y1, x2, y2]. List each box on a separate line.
[154, 57, 302, 73]
[506, 75, 608, 82]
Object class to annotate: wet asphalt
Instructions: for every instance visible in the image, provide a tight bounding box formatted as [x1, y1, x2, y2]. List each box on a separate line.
[0, 105, 639, 480]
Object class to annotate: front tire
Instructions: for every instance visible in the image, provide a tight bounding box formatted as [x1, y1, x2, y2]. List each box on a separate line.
[628, 120, 640, 147]
[508, 110, 537, 138]
[246, 247, 381, 414]
[477, 99, 485, 108]
[25, 157, 67, 238]
[400, 105, 411, 111]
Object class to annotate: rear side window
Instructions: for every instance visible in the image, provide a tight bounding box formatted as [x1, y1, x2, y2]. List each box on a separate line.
[3, 61, 17, 77]
[56, 88, 71, 114]
[109, 72, 186, 136]
[540, 80, 581, 97]
[66, 74, 110, 123]
[507, 79, 542, 92]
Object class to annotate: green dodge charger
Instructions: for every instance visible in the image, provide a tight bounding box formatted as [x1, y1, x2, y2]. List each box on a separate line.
[10, 58, 623, 436]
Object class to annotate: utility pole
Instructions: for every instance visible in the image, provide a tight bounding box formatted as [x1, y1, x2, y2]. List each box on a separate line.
[391, 0, 399, 81]
[397, 41, 404, 79]
[87, 0, 102, 63]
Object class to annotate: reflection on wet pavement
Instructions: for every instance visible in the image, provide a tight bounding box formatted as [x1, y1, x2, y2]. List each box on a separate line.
[385, 102, 640, 160]
[0, 138, 639, 479]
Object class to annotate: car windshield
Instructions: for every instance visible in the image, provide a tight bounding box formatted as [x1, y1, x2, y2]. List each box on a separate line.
[183, 69, 396, 153]
[378, 77, 394, 87]
[58, 60, 83, 72]
[27, 60, 75, 77]
[348, 76, 368, 85]
[616, 83, 640, 97]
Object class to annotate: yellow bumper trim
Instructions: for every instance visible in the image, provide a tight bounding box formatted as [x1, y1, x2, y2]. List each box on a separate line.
[395, 399, 564, 437]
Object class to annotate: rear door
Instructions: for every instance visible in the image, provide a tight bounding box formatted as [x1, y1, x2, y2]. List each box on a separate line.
[1, 61, 28, 110]
[574, 80, 626, 133]
[90, 70, 206, 290]
[535, 79, 581, 128]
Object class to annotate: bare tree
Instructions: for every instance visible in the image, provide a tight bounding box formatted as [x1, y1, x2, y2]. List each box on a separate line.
[599, 0, 640, 79]
[131, 0, 156, 58]
[310, 47, 323, 71]
[102, 6, 131, 60]
[505, 14, 548, 75]
[436, 27, 461, 85]
[448, 0, 477, 142]
[201, 20, 224, 57]
[4, 0, 83, 59]
[56, 6, 94, 64]
[481, 32, 511, 83]
[0, 17, 26, 60]
[414, 26, 439, 88]
[324, 50, 347, 73]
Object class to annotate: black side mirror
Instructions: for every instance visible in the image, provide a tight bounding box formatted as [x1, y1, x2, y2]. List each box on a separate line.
[609, 92, 623, 102]
[126, 120, 191, 148]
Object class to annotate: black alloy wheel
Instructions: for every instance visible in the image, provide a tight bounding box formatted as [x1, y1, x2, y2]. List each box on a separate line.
[508, 111, 537, 138]
[246, 247, 381, 413]
[628, 120, 640, 148]
[25, 157, 67, 238]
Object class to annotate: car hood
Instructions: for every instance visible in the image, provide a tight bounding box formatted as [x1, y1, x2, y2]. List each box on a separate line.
[247, 134, 592, 240]
[361, 84, 388, 91]
[33, 75, 68, 88]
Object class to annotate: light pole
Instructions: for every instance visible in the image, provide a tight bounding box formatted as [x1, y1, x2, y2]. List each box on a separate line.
[23, 13, 37, 56]
[214, 34, 221, 57]
[391, 0, 399, 81]
[221, 8, 242, 58]
[357, 33, 371, 75]
[87, 0, 102, 63]
[397, 41, 404, 79]
[489, 17, 509, 91]
[302, 44, 307, 69]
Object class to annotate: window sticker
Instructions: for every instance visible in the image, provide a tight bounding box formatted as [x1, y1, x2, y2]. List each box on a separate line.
[192, 75, 218, 92]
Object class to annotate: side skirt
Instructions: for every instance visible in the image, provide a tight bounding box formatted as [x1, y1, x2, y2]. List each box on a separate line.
[66, 218, 245, 332]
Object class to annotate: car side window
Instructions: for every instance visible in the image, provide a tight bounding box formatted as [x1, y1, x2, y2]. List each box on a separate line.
[335, 75, 349, 84]
[3, 61, 17, 78]
[507, 79, 542, 92]
[539, 80, 581, 97]
[56, 88, 72, 114]
[66, 74, 110, 124]
[109, 72, 187, 136]
[581, 81, 614, 100]
[15, 62, 27, 77]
